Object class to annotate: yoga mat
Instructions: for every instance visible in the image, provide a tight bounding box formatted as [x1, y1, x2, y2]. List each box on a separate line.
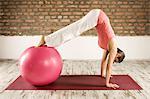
[5, 75, 142, 90]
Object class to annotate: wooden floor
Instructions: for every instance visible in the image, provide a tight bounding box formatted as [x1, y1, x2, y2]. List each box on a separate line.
[0, 59, 150, 99]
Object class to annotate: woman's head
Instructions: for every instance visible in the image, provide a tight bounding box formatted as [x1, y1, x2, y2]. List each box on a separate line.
[114, 48, 125, 63]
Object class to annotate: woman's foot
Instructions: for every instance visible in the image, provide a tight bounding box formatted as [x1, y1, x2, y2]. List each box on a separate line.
[36, 35, 46, 47]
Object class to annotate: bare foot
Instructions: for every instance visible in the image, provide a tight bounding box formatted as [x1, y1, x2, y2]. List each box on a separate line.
[36, 35, 46, 47]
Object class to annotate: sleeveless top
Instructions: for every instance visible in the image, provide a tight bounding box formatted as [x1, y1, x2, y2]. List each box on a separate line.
[96, 10, 115, 50]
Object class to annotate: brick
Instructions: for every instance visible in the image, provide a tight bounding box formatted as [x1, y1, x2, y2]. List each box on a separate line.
[99, 1, 103, 4]
[112, 1, 117, 4]
[21, 1, 27, 4]
[80, 1, 84, 4]
[27, 9, 32, 12]
[1, 31, 11, 34]
[45, 16, 50, 19]
[120, 5, 131, 8]
[92, 4, 101, 8]
[58, 15, 62, 19]
[93, 1, 99, 4]
[51, 9, 57, 12]
[0, 23, 4, 26]
[27, 2, 32, 4]
[114, 27, 123, 30]
[67, 5, 78, 8]
[63, 1, 68, 4]
[73, 12, 83, 15]
[136, 12, 146, 16]
[60, 19, 70, 23]
[10, 20, 23, 23]
[7, 5, 17, 9]
[29, 12, 34, 15]
[109, 5, 116, 8]
[49, 12, 59, 15]
[3, 16, 9, 19]
[79, 5, 89, 8]
[32, 1, 38, 5]
[132, 5, 142, 8]
[50, 1, 57, 4]
[10, 27, 17, 30]
[63, 9, 69, 11]
[69, 16, 75, 19]
[34, 5, 41, 8]
[81, 9, 87, 11]
[137, 19, 147, 22]
[21, 26, 30, 29]
[136, 27, 145, 30]
[115, 12, 124, 15]
[102, 5, 108, 8]
[38, 8, 44, 12]
[63, 16, 68, 19]
[5, 13, 11, 15]
[61, 12, 72, 15]
[118, 1, 122, 4]
[23, 12, 29, 15]
[75, 16, 81, 19]
[25, 20, 35, 22]
[55, 5, 64, 8]
[74, 1, 79, 4]
[51, 16, 57, 19]
[68, 1, 73, 4]
[130, 31, 135, 34]
[57, 9, 63, 12]
[41, 12, 48, 15]
[129, 2, 134, 5]
[39, 1, 44, 4]
[114, 19, 124, 22]
[44, 5, 53, 8]
[0, 9, 3, 12]
[128, 19, 136, 22]
[57, 1, 62, 4]
[3, 1, 8, 5]
[124, 12, 135, 16]
[3, 9, 9, 12]
[123, 1, 128, 4]
[39, 16, 44, 19]
[125, 26, 135, 30]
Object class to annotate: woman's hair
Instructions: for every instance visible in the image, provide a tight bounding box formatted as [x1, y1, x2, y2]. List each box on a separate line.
[117, 48, 125, 63]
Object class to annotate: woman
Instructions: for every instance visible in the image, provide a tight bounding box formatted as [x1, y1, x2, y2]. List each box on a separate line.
[37, 9, 125, 89]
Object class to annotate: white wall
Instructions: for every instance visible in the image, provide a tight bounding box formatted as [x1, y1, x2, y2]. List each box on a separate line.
[0, 36, 150, 60]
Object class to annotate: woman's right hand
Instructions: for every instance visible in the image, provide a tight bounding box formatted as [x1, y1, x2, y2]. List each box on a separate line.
[36, 35, 46, 47]
[106, 83, 119, 89]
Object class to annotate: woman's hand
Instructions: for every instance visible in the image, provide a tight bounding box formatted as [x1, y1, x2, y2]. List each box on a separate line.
[36, 35, 46, 47]
[106, 83, 119, 89]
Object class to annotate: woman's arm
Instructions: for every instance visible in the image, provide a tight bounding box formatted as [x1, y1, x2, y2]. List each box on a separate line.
[105, 38, 119, 89]
[101, 50, 108, 77]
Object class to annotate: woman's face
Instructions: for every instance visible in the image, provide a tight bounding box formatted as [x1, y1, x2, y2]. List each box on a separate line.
[114, 53, 122, 63]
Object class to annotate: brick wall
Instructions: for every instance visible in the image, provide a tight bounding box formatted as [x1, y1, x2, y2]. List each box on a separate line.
[0, 0, 149, 36]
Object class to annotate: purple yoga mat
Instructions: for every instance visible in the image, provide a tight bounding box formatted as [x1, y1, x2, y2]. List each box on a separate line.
[5, 75, 142, 90]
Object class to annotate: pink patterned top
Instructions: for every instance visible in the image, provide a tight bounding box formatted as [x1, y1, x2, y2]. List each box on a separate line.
[96, 10, 115, 50]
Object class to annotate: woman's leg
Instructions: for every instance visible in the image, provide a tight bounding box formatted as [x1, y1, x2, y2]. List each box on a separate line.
[45, 9, 100, 47]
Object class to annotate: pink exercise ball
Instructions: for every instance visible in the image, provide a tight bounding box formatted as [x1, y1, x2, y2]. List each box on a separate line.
[18, 45, 63, 86]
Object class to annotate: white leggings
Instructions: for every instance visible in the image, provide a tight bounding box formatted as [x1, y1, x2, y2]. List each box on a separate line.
[45, 9, 101, 47]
